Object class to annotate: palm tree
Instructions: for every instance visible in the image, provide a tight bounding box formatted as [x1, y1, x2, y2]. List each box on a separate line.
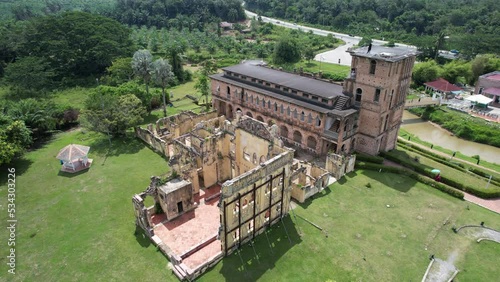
[152, 59, 175, 117]
[132, 50, 153, 100]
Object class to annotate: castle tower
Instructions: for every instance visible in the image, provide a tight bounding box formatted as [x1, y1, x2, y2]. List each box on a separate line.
[344, 45, 417, 155]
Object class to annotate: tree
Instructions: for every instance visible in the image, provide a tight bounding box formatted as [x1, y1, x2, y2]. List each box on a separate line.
[3, 57, 55, 96]
[304, 48, 315, 62]
[153, 59, 175, 117]
[412, 60, 442, 86]
[82, 92, 146, 136]
[195, 59, 217, 112]
[19, 12, 134, 79]
[7, 99, 57, 137]
[132, 50, 154, 102]
[104, 57, 134, 86]
[358, 37, 373, 47]
[169, 47, 185, 83]
[0, 116, 32, 165]
[273, 37, 301, 65]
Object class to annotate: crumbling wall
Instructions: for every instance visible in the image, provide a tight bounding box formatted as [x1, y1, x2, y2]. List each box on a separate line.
[219, 150, 294, 256]
[135, 126, 169, 156]
[326, 153, 356, 179]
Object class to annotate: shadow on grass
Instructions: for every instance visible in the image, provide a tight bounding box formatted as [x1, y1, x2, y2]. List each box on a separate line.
[57, 168, 90, 178]
[296, 185, 333, 209]
[89, 135, 145, 158]
[200, 216, 301, 282]
[360, 169, 418, 193]
[0, 158, 33, 186]
[134, 225, 152, 248]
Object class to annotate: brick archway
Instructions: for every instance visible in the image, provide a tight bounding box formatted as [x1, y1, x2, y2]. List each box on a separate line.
[307, 136, 317, 150]
[293, 130, 302, 144]
[280, 125, 289, 139]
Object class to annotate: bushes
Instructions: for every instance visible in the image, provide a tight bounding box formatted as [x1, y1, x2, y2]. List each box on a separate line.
[355, 152, 384, 164]
[380, 150, 500, 199]
[354, 161, 464, 199]
[408, 106, 500, 148]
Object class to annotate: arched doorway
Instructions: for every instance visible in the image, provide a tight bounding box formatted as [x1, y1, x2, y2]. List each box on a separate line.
[280, 125, 289, 139]
[293, 131, 302, 144]
[227, 104, 233, 119]
[307, 136, 317, 150]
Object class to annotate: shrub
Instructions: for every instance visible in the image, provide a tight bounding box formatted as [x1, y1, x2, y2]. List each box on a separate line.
[365, 183, 372, 188]
[355, 152, 384, 164]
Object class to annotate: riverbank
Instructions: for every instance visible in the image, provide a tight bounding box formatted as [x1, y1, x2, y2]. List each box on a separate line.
[407, 106, 500, 148]
[401, 111, 500, 165]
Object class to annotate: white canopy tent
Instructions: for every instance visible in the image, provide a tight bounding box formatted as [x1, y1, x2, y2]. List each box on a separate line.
[465, 94, 494, 105]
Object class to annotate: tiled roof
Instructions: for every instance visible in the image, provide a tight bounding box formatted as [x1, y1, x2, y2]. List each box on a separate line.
[222, 63, 345, 99]
[424, 78, 462, 92]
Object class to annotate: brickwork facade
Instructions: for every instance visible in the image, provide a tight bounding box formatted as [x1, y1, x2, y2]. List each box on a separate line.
[211, 46, 416, 156]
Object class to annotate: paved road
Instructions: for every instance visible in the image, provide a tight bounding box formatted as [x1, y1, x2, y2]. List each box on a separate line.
[244, 9, 416, 66]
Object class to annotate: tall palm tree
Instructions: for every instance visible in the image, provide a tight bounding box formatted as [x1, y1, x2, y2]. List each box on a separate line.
[152, 58, 175, 117]
[132, 49, 153, 100]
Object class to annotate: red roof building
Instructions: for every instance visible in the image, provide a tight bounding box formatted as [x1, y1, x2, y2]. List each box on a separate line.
[424, 78, 462, 93]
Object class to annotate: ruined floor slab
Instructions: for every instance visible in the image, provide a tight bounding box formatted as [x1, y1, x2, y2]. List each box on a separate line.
[153, 185, 221, 257]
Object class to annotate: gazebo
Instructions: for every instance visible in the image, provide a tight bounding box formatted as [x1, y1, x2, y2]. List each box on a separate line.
[56, 144, 93, 173]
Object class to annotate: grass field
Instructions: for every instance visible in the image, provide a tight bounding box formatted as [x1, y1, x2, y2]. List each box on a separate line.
[2, 132, 498, 282]
[295, 61, 350, 78]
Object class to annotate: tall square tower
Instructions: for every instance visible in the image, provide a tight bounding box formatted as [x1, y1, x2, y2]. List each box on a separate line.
[343, 45, 417, 155]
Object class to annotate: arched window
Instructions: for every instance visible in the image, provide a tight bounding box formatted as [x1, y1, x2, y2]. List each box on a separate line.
[300, 111, 305, 121]
[356, 88, 362, 102]
[227, 86, 231, 98]
[268, 100, 271, 109]
[307, 136, 317, 150]
[253, 153, 258, 165]
[370, 60, 377, 75]
[316, 116, 322, 127]
[274, 102, 278, 112]
[280, 104, 284, 114]
[293, 131, 302, 143]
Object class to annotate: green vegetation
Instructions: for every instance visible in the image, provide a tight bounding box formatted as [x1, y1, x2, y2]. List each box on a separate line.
[3, 137, 499, 281]
[200, 170, 499, 281]
[294, 61, 349, 80]
[382, 147, 500, 199]
[408, 106, 500, 148]
[245, 0, 500, 58]
[0, 130, 172, 280]
[412, 55, 500, 87]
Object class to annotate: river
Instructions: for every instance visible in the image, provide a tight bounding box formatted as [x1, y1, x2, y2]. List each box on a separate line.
[401, 111, 500, 163]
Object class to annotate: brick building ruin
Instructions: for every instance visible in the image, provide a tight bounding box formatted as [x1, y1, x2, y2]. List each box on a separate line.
[133, 111, 331, 280]
[133, 45, 417, 280]
[210, 45, 417, 156]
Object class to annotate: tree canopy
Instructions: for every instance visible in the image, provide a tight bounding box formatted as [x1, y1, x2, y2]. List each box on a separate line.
[246, 0, 500, 57]
[273, 37, 301, 65]
[9, 11, 134, 81]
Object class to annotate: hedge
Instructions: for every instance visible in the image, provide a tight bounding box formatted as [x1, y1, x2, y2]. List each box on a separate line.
[355, 161, 464, 199]
[354, 152, 384, 164]
[380, 151, 500, 199]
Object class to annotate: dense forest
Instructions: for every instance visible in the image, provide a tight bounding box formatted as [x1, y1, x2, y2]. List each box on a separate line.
[0, 0, 245, 27]
[246, 0, 500, 57]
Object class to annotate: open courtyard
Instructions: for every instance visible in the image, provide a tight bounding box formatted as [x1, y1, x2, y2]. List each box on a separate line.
[1, 130, 498, 281]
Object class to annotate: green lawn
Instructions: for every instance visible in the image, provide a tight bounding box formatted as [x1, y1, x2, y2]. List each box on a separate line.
[1, 132, 498, 281]
[295, 61, 350, 79]
[0, 130, 173, 281]
[200, 170, 499, 281]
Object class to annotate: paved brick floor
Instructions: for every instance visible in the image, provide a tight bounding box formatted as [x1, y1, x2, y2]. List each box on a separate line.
[153, 185, 222, 268]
